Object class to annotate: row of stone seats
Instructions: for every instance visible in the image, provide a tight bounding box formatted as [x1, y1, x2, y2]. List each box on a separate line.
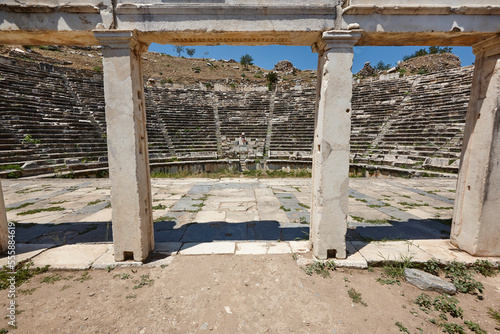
[146, 88, 218, 158]
[215, 90, 271, 157]
[351, 66, 473, 171]
[0, 60, 108, 174]
[269, 89, 315, 155]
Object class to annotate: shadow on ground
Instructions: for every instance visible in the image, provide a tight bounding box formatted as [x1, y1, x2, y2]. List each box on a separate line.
[9, 217, 451, 256]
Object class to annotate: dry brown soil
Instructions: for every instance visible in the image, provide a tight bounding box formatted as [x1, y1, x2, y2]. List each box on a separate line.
[2, 255, 500, 333]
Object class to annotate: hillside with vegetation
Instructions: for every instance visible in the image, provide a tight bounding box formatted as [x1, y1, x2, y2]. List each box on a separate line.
[0, 45, 464, 88]
[0, 45, 316, 89]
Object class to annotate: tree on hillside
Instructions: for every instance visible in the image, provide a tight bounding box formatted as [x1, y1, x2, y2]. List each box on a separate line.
[403, 46, 453, 61]
[240, 54, 254, 67]
[186, 48, 196, 57]
[428, 46, 452, 54]
[266, 71, 278, 90]
[375, 61, 391, 71]
[173, 45, 185, 57]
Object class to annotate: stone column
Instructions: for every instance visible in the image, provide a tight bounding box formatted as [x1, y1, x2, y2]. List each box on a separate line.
[0, 180, 8, 253]
[94, 31, 154, 262]
[451, 37, 500, 257]
[310, 30, 361, 259]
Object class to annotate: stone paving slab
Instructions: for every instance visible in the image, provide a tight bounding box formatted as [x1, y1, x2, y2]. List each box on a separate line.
[179, 242, 236, 255]
[32, 243, 109, 270]
[91, 244, 143, 269]
[0, 244, 55, 267]
[155, 242, 182, 255]
[412, 239, 500, 265]
[235, 242, 268, 255]
[267, 242, 292, 254]
[289, 240, 310, 253]
[351, 240, 433, 263]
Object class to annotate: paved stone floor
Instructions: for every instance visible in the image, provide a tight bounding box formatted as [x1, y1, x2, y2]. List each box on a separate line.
[1, 177, 499, 269]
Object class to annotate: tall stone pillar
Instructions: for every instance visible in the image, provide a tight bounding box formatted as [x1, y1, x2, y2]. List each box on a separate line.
[311, 30, 361, 259]
[451, 37, 500, 256]
[94, 31, 154, 262]
[0, 180, 8, 253]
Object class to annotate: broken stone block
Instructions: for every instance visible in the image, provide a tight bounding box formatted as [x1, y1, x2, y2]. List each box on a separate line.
[404, 268, 456, 295]
[65, 158, 81, 165]
[423, 157, 449, 168]
[21, 161, 39, 169]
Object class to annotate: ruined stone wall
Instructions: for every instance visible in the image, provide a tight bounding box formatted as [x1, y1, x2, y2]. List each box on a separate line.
[0, 56, 473, 177]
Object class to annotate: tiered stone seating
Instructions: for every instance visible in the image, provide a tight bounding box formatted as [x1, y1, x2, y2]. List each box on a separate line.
[146, 88, 218, 159]
[269, 89, 316, 158]
[216, 90, 271, 157]
[64, 70, 107, 134]
[350, 78, 413, 157]
[0, 53, 475, 177]
[368, 67, 473, 170]
[0, 61, 108, 172]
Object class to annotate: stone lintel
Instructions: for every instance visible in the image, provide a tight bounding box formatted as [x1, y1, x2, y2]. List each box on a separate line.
[0, 4, 101, 13]
[0, 180, 8, 253]
[451, 37, 500, 256]
[116, 3, 336, 16]
[95, 30, 154, 262]
[343, 5, 500, 16]
[311, 29, 360, 260]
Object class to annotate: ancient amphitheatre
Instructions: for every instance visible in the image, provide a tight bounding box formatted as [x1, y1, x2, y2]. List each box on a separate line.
[0, 0, 499, 333]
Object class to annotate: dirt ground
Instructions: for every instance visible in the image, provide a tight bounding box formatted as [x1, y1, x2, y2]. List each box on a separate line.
[2, 254, 499, 334]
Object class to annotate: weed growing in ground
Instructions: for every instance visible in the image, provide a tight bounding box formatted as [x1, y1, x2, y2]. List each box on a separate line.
[414, 293, 463, 320]
[133, 274, 154, 289]
[398, 201, 429, 208]
[394, 321, 410, 333]
[0, 261, 49, 289]
[154, 216, 175, 223]
[440, 322, 465, 334]
[18, 287, 38, 295]
[444, 261, 484, 295]
[376, 277, 401, 285]
[17, 206, 65, 216]
[365, 219, 388, 225]
[472, 259, 498, 277]
[87, 199, 104, 206]
[378, 254, 414, 283]
[6, 202, 35, 212]
[74, 271, 92, 282]
[420, 258, 440, 276]
[433, 294, 463, 320]
[280, 205, 291, 212]
[487, 308, 500, 330]
[152, 203, 167, 210]
[414, 293, 433, 313]
[347, 288, 367, 306]
[350, 215, 364, 222]
[114, 273, 132, 280]
[49, 200, 68, 205]
[464, 320, 486, 334]
[41, 273, 63, 284]
[303, 261, 336, 278]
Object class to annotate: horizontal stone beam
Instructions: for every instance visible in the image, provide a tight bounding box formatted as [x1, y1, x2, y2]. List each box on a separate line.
[343, 5, 500, 15]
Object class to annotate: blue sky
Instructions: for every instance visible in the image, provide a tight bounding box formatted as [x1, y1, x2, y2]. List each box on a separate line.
[149, 44, 475, 73]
